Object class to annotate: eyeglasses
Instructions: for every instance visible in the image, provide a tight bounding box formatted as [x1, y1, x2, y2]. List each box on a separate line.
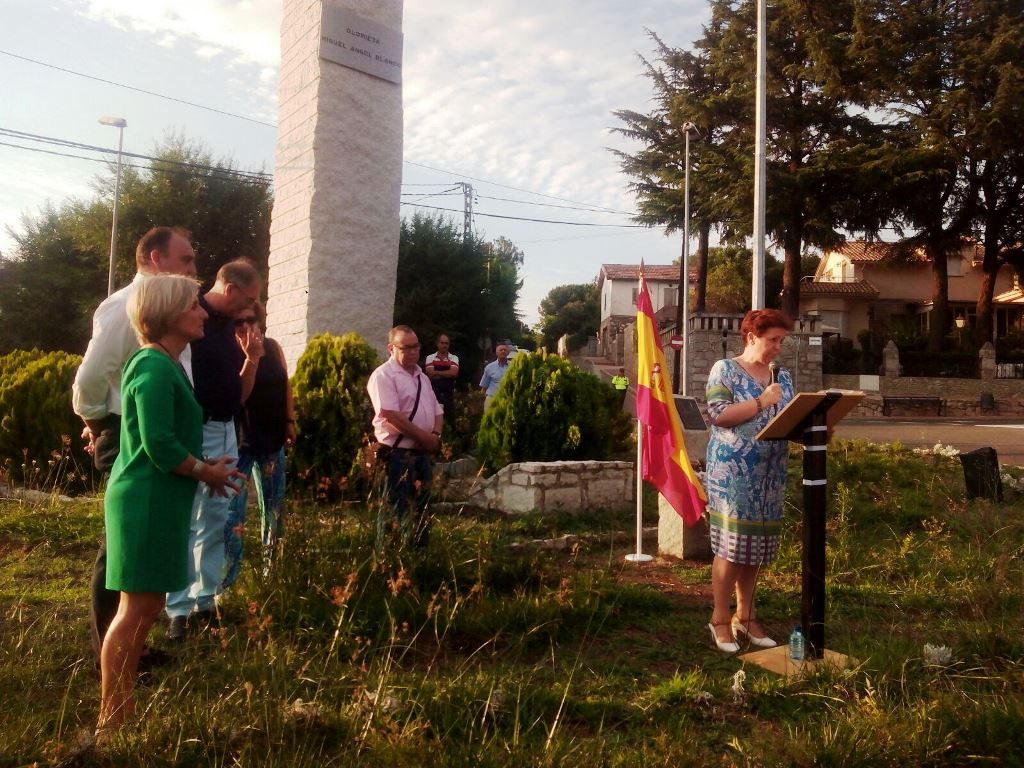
[235, 317, 258, 327]
[393, 343, 421, 351]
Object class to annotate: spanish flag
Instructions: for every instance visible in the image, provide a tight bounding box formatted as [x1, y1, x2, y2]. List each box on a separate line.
[635, 275, 707, 525]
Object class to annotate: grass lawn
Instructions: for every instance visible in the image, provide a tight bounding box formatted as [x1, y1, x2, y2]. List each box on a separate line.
[1, 441, 1023, 767]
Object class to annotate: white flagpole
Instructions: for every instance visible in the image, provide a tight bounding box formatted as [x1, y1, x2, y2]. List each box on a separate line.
[627, 272, 653, 563]
[625, 419, 652, 562]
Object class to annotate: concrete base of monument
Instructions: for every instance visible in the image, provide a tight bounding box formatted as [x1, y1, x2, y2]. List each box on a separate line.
[658, 493, 713, 560]
[740, 645, 857, 678]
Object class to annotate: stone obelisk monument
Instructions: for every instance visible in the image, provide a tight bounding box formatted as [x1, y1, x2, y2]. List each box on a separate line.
[266, 0, 404, 370]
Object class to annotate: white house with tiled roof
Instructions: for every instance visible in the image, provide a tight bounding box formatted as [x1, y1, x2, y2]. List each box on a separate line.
[800, 240, 1020, 346]
[597, 263, 697, 362]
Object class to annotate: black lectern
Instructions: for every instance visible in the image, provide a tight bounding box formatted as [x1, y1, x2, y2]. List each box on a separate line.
[756, 389, 863, 660]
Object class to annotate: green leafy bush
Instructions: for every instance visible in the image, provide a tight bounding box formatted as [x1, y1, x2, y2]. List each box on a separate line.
[290, 332, 379, 498]
[0, 348, 89, 488]
[476, 352, 630, 473]
[444, 388, 485, 458]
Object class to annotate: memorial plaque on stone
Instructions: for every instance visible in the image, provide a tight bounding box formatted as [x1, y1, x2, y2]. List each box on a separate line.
[673, 395, 707, 431]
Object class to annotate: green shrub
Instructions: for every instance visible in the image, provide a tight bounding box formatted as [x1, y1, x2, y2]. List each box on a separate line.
[476, 351, 630, 473]
[290, 332, 379, 498]
[444, 388, 485, 458]
[0, 349, 89, 488]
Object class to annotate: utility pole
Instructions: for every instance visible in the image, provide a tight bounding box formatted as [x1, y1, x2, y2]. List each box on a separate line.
[460, 182, 474, 243]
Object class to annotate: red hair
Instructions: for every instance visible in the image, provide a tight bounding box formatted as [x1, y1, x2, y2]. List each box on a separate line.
[740, 309, 793, 338]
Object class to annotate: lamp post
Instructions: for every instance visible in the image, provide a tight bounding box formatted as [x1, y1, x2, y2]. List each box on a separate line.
[99, 116, 127, 296]
[955, 313, 966, 348]
[680, 121, 701, 397]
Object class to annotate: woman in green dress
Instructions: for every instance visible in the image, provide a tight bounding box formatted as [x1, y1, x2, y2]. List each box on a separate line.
[97, 275, 244, 738]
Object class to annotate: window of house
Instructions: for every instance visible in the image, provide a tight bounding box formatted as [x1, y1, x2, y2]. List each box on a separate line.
[842, 260, 855, 281]
[632, 287, 638, 306]
[947, 256, 963, 277]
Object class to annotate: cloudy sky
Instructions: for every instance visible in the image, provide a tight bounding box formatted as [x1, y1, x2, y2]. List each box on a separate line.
[1, 0, 712, 324]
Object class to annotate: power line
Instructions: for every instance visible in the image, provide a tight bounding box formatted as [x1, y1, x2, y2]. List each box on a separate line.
[0, 49, 277, 128]
[402, 159, 637, 216]
[475, 193, 634, 215]
[2, 51, 644, 218]
[0, 140, 270, 186]
[0, 127, 272, 181]
[400, 201, 648, 228]
[517, 230, 655, 244]
[401, 186, 462, 205]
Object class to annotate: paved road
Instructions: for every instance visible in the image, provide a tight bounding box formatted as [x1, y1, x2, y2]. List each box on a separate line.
[835, 419, 1024, 466]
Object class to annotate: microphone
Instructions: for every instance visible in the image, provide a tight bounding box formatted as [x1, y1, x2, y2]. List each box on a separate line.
[769, 361, 778, 385]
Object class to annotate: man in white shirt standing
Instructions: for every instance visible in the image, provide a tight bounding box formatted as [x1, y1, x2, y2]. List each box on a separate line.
[424, 332, 459, 427]
[479, 341, 512, 410]
[367, 325, 443, 548]
[73, 226, 197, 672]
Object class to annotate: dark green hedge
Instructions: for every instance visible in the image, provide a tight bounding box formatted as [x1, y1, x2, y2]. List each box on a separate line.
[290, 332, 379, 498]
[476, 352, 630, 473]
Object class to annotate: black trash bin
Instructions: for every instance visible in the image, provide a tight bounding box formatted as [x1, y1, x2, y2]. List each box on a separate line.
[959, 447, 1003, 502]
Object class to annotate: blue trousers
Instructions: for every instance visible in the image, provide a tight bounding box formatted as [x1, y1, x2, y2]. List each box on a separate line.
[166, 421, 236, 618]
[222, 446, 286, 590]
[377, 447, 432, 548]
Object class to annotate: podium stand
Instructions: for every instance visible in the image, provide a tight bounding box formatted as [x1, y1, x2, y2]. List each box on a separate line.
[748, 389, 863, 670]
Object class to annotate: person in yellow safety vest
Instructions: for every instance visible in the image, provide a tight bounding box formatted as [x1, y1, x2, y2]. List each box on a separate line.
[612, 367, 629, 405]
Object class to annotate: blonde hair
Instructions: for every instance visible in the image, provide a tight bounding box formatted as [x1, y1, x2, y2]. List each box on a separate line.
[128, 274, 201, 344]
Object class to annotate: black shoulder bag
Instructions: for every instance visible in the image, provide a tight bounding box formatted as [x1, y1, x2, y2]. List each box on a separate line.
[376, 375, 422, 461]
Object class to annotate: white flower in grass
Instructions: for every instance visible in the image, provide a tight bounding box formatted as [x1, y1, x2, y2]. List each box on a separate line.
[693, 690, 714, 707]
[730, 670, 747, 703]
[923, 644, 954, 666]
[283, 697, 325, 725]
[364, 688, 402, 712]
[1000, 473, 1024, 492]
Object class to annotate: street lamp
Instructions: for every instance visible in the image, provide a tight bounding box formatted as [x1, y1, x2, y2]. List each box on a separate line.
[99, 116, 127, 296]
[680, 121, 702, 397]
[955, 313, 966, 347]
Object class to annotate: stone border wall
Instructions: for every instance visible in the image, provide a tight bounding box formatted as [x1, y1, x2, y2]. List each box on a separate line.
[824, 374, 1024, 417]
[457, 461, 634, 515]
[827, 341, 1024, 417]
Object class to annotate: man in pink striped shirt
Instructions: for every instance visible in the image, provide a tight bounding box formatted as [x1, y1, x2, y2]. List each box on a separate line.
[367, 324, 443, 547]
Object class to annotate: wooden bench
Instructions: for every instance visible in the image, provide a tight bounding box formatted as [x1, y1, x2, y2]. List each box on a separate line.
[881, 396, 944, 417]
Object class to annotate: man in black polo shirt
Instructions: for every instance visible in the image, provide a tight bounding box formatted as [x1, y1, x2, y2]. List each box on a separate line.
[166, 259, 263, 640]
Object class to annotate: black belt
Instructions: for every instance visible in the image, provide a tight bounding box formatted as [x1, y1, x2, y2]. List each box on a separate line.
[203, 412, 233, 424]
[379, 444, 429, 457]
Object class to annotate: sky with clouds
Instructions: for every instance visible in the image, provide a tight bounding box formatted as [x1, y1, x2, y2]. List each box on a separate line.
[1, 0, 713, 324]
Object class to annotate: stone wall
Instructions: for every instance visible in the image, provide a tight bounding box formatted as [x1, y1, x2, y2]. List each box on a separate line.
[459, 461, 634, 515]
[687, 314, 824, 398]
[825, 342, 1024, 417]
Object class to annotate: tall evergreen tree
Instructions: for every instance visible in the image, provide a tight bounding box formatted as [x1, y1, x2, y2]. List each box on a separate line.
[846, 0, 1024, 350]
[616, 1, 884, 319]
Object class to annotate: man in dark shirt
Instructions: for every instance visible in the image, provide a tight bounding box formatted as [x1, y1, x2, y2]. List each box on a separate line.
[166, 259, 263, 640]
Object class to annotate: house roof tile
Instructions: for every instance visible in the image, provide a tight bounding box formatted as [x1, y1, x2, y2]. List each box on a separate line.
[833, 239, 983, 263]
[800, 279, 879, 297]
[994, 287, 1024, 304]
[600, 264, 697, 283]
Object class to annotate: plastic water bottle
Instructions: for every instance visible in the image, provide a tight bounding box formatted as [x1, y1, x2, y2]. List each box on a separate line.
[789, 626, 805, 661]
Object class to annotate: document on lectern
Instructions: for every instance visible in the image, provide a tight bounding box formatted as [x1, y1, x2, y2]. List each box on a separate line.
[756, 389, 864, 442]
